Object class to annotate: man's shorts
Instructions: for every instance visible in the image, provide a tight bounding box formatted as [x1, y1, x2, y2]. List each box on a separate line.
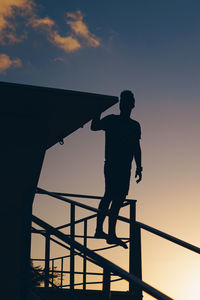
[104, 161, 131, 199]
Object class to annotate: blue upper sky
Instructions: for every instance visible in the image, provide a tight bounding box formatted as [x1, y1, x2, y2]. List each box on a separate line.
[1, 0, 200, 104]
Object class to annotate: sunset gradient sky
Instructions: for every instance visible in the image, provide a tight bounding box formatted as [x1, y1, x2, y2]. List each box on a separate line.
[1, 1, 200, 299]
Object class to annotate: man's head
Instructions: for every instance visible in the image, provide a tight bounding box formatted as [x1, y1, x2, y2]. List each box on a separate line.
[120, 90, 135, 114]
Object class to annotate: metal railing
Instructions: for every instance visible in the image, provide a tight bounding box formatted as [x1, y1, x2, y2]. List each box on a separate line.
[31, 187, 200, 300]
[35, 188, 200, 254]
[34, 188, 140, 294]
[32, 214, 172, 300]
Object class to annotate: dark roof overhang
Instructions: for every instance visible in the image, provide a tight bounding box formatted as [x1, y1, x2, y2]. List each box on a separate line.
[0, 82, 118, 149]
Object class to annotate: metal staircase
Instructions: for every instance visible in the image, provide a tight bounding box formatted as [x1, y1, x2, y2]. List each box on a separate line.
[31, 188, 200, 300]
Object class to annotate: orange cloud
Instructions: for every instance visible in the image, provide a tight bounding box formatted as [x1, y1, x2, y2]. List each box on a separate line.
[29, 10, 100, 53]
[0, 1, 100, 55]
[28, 15, 81, 52]
[53, 57, 64, 62]
[29, 16, 81, 52]
[66, 10, 100, 47]
[51, 32, 81, 52]
[0, 53, 22, 74]
[0, 0, 33, 44]
[29, 16, 55, 29]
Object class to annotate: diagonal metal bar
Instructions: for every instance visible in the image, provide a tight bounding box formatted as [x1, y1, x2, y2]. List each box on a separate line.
[137, 222, 200, 254]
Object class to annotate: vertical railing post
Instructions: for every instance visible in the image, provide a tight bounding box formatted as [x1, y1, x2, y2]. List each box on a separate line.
[52, 259, 54, 285]
[83, 219, 87, 290]
[103, 268, 111, 299]
[61, 257, 63, 288]
[129, 200, 142, 299]
[70, 203, 75, 290]
[44, 231, 50, 288]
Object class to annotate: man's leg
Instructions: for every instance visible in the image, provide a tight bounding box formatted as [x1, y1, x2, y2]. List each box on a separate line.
[108, 197, 124, 237]
[107, 196, 128, 248]
[95, 194, 111, 237]
[95, 161, 112, 238]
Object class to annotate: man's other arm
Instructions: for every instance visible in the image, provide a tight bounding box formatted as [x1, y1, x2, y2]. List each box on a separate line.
[134, 140, 143, 184]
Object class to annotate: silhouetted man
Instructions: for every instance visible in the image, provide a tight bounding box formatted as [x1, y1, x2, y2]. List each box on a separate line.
[91, 90, 143, 248]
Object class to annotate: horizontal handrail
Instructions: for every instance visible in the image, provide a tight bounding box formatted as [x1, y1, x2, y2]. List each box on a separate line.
[32, 225, 126, 253]
[56, 200, 129, 230]
[37, 189, 102, 200]
[32, 214, 173, 300]
[60, 277, 123, 288]
[32, 268, 104, 276]
[36, 187, 200, 254]
[36, 187, 131, 224]
[32, 266, 122, 280]
[36, 188, 136, 202]
[52, 234, 128, 240]
[137, 222, 200, 254]
[37, 187, 101, 213]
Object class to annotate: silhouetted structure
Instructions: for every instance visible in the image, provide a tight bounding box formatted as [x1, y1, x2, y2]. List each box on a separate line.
[2, 82, 199, 300]
[0, 81, 117, 300]
[91, 91, 143, 248]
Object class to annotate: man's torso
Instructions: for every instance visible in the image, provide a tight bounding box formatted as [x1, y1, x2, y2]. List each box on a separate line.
[102, 114, 141, 165]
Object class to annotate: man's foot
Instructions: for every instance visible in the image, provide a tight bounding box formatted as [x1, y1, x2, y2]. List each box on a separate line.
[106, 235, 128, 249]
[94, 230, 108, 239]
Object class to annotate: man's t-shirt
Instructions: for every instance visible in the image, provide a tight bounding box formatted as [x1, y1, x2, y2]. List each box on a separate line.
[99, 114, 141, 165]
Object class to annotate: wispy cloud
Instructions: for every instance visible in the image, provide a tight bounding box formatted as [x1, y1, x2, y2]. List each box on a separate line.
[66, 10, 100, 47]
[29, 15, 81, 53]
[53, 57, 64, 62]
[0, 0, 33, 44]
[30, 16, 55, 30]
[0, 53, 22, 74]
[29, 10, 100, 53]
[51, 32, 81, 53]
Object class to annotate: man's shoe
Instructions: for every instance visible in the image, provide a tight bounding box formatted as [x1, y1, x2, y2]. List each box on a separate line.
[107, 235, 128, 249]
[94, 231, 108, 239]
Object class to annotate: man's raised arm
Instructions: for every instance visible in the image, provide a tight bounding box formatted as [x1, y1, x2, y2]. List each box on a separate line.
[91, 113, 104, 131]
[91, 113, 102, 131]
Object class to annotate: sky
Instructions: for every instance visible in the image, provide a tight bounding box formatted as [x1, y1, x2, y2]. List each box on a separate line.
[1, 1, 200, 299]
